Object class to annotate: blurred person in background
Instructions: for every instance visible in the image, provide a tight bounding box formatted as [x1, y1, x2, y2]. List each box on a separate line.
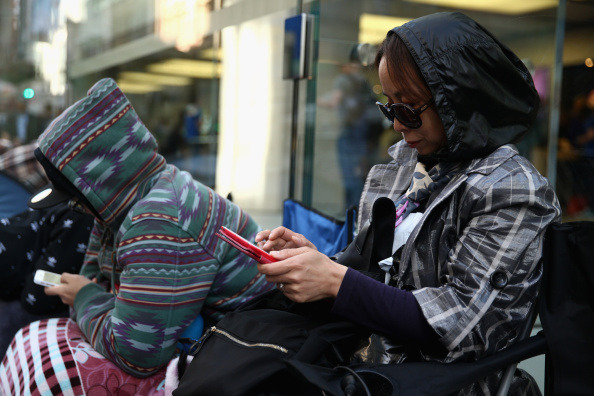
[318, 53, 384, 209]
[1, 100, 40, 145]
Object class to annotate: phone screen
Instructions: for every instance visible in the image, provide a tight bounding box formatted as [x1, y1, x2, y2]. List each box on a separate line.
[34, 270, 63, 287]
[43, 271, 62, 285]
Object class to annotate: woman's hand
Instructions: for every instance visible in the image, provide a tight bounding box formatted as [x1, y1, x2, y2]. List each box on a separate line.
[257, 247, 347, 303]
[255, 226, 317, 252]
[44, 272, 93, 307]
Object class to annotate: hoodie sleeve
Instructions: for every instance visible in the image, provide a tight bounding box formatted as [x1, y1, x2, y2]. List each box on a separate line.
[79, 222, 104, 279]
[73, 217, 213, 377]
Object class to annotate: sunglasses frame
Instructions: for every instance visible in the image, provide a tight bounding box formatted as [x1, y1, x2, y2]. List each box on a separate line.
[376, 100, 432, 129]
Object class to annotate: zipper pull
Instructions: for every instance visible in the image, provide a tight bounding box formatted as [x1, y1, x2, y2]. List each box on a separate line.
[189, 326, 215, 355]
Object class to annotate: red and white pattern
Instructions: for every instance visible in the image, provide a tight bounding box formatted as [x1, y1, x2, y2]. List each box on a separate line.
[1, 318, 167, 395]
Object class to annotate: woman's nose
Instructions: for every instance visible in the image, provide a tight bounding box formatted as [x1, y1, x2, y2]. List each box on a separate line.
[393, 118, 407, 134]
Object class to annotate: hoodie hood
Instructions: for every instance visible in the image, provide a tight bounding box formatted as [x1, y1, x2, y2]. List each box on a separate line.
[36, 78, 166, 226]
[391, 12, 539, 161]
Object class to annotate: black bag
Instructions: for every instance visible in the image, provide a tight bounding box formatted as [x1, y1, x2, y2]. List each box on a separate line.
[173, 197, 396, 396]
[173, 290, 371, 396]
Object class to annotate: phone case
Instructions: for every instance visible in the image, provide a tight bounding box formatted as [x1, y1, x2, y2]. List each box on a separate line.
[34, 270, 62, 287]
[216, 226, 277, 264]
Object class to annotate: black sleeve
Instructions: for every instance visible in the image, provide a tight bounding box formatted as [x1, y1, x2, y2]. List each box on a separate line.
[331, 268, 438, 344]
[19, 204, 94, 315]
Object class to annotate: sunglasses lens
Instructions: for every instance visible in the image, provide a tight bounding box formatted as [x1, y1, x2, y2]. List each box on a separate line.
[392, 104, 421, 128]
[377, 101, 426, 128]
[377, 103, 394, 122]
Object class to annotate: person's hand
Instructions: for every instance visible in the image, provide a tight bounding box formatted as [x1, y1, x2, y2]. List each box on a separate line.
[255, 226, 317, 252]
[44, 273, 93, 307]
[257, 247, 347, 303]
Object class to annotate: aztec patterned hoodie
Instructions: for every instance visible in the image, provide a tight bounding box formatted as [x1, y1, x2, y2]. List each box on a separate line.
[35, 78, 273, 377]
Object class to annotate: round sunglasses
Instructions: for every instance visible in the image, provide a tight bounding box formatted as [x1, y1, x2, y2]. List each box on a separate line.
[376, 100, 432, 129]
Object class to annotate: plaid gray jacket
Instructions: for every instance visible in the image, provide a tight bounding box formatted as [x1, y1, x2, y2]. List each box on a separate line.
[358, 140, 561, 363]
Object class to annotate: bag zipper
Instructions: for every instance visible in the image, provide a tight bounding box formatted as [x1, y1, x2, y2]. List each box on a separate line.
[189, 326, 289, 355]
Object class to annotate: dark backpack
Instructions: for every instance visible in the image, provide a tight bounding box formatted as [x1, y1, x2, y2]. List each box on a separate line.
[173, 290, 371, 396]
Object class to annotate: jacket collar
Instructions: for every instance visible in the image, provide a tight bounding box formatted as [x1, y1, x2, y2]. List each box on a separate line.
[398, 144, 519, 278]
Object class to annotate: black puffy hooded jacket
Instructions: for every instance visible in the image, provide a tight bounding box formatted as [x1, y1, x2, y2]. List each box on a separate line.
[391, 11, 540, 162]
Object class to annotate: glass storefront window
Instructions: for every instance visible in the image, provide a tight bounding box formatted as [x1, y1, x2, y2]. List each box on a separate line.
[2, 0, 593, 222]
[312, 0, 562, 218]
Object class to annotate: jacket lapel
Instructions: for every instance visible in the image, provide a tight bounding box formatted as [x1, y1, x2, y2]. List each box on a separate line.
[358, 142, 417, 228]
[399, 171, 469, 285]
[397, 145, 518, 286]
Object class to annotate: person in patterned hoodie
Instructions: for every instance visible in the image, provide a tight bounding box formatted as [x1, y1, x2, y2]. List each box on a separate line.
[0, 78, 273, 394]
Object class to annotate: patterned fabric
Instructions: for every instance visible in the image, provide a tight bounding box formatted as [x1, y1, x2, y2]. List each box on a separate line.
[1, 318, 83, 395]
[0, 142, 48, 192]
[359, 141, 560, 394]
[0, 318, 167, 395]
[6, 78, 274, 381]
[393, 162, 459, 227]
[357, 142, 417, 228]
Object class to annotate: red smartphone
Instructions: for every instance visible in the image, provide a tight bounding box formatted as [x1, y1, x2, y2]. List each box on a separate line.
[216, 226, 277, 264]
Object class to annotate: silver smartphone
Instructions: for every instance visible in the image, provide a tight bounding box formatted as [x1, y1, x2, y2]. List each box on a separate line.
[34, 269, 62, 287]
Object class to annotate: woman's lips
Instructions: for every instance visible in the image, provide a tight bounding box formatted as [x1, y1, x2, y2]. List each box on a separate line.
[406, 140, 420, 148]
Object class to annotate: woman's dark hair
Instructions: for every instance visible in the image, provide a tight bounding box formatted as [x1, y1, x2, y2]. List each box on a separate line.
[374, 31, 432, 103]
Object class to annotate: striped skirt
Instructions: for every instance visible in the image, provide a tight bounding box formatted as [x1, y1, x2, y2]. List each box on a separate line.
[0, 318, 167, 395]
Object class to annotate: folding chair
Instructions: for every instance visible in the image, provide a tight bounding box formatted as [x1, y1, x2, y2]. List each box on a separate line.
[287, 221, 594, 395]
[282, 199, 357, 257]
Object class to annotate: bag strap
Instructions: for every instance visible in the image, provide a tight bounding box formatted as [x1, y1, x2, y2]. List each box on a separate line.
[336, 197, 395, 278]
[369, 197, 396, 272]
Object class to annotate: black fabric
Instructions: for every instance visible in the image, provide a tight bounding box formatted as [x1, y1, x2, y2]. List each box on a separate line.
[31, 148, 101, 219]
[334, 196, 395, 279]
[28, 184, 72, 209]
[173, 290, 371, 396]
[0, 203, 94, 313]
[289, 282, 545, 395]
[539, 221, 594, 395]
[286, 333, 547, 396]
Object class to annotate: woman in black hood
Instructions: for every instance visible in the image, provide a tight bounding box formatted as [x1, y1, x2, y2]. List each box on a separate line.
[257, 12, 560, 394]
